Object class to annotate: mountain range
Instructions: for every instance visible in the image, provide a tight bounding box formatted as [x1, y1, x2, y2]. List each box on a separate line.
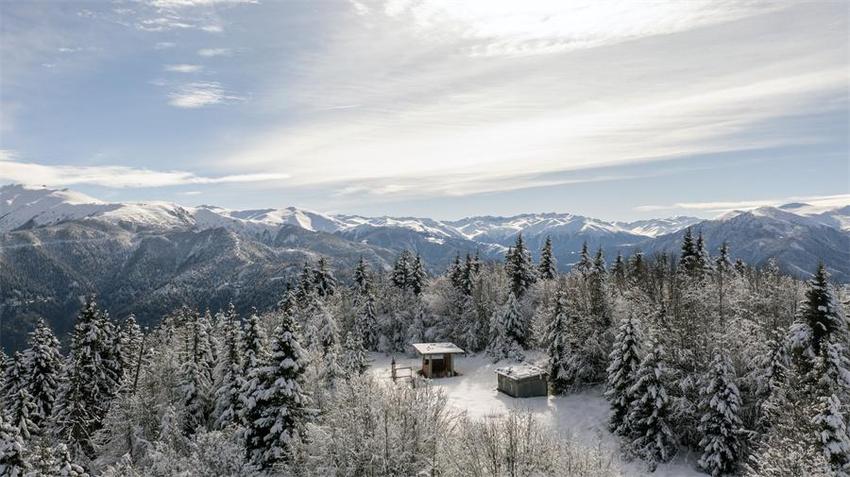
[1, 183, 848, 350]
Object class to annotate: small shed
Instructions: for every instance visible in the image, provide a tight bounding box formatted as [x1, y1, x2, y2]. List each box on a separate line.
[496, 364, 548, 398]
[412, 342, 465, 378]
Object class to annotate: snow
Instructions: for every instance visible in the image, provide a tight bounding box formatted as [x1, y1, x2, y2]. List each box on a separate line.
[495, 363, 547, 380]
[369, 353, 702, 477]
[411, 342, 465, 355]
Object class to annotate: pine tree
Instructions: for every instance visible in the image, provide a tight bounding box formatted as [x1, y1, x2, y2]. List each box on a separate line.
[407, 299, 428, 346]
[605, 313, 641, 436]
[697, 352, 743, 476]
[789, 264, 848, 362]
[589, 248, 611, 326]
[627, 341, 676, 471]
[392, 250, 413, 291]
[680, 228, 702, 277]
[353, 257, 371, 295]
[812, 393, 850, 475]
[312, 298, 339, 357]
[52, 297, 119, 458]
[461, 253, 478, 296]
[7, 375, 37, 440]
[611, 252, 627, 291]
[118, 315, 144, 390]
[241, 310, 268, 375]
[20, 319, 63, 432]
[313, 257, 337, 298]
[296, 262, 316, 305]
[342, 331, 368, 378]
[244, 311, 311, 468]
[411, 254, 426, 295]
[449, 254, 464, 291]
[356, 293, 379, 351]
[546, 290, 571, 394]
[213, 305, 243, 430]
[0, 413, 29, 477]
[505, 234, 536, 298]
[488, 292, 525, 360]
[575, 241, 593, 276]
[538, 236, 557, 280]
[180, 312, 213, 434]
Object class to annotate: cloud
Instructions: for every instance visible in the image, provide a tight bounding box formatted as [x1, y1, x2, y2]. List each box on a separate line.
[197, 48, 232, 57]
[635, 194, 850, 215]
[155, 41, 177, 49]
[168, 81, 243, 108]
[212, 1, 846, 202]
[164, 63, 204, 73]
[0, 154, 287, 188]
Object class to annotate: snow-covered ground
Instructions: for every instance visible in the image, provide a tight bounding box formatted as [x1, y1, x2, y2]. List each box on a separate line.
[369, 352, 702, 477]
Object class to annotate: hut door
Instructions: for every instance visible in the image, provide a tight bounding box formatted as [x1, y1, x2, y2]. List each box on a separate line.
[431, 357, 446, 377]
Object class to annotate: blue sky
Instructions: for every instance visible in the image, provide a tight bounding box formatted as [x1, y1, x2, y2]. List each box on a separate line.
[0, 0, 847, 221]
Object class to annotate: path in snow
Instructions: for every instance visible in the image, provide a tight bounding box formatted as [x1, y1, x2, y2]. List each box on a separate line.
[369, 352, 702, 477]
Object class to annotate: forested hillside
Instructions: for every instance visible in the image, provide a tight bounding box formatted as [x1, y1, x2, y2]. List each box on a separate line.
[1, 230, 848, 476]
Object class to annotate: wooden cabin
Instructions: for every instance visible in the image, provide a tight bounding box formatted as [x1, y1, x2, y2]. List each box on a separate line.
[412, 342, 465, 378]
[496, 365, 548, 398]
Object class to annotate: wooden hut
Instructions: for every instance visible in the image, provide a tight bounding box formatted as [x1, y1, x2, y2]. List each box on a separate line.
[412, 342, 465, 378]
[496, 365, 548, 398]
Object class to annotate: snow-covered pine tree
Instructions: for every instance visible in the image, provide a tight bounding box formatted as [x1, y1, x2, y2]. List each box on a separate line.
[0, 349, 7, 401]
[679, 227, 702, 278]
[356, 293, 379, 351]
[461, 253, 478, 296]
[488, 292, 525, 360]
[449, 254, 464, 291]
[6, 373, 37, 440]
[97, 311, 124, 406]
[611, 252, 627, 291]
[243, 310, 311, 468]
[406, 298, 429, 347]
[589, 248, 611, 327]
[353, 256, 371, 296]
[313, 257, 337, 298]
[0, 412, 29, 477]
[52, 297, 119, 458]
[628, 250, 647, 286]
[213, 305, 243, 430]
[697, 352, 743, 477]
[392, 250, 413, 291]
[505, 234, 536, 298]
[411, 254, 426, 295]
[180, 311, 213, 435]
[342, 331, 368, 378]
[575, 241, 593, 276]
[538, 236, 557, 280]
[21, 319, 63, 432]
[605, 312, 641, 436]
[241, 310, 268, 375]
[296, 262, 316, 305]
[812, 393, 850, 475]
[312, 298, 339, 357]
[789, 264, 849, 367]
[627, 341, 676, 471]
[118, 315, 144, 390]
[546, 289, 571, 394]
[1, 352, 23, 417]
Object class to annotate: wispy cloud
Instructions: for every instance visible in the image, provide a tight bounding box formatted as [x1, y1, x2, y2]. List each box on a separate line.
[197, 47, 232, 57]
[213, 1, 846, 202]
[164, 63, 204, 73]
[155, 41, 177, 49]
[0, 153, 287, 188]
[168, 81, 243, 108]
[636, 194, 850, 215]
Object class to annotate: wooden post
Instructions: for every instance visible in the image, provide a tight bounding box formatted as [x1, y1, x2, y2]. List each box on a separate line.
[391, 356, 397, 383]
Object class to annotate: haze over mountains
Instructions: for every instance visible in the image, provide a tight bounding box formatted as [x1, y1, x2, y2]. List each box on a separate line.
[1, 183, 848, 349]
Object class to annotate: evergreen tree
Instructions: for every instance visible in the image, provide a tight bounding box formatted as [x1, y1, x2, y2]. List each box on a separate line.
[243, 311, 311, 468]
[212, 305, 243, 430]
[180, 312, 213, 434]
[679, 227, 703, 277]
[789, 264, 848, 362]
[628, 250, 647, 286]
[20, 319, 63, 431]
[538, 236, 557, 280]
[505, 234, 536, 298]
[52, 297, 119, 458]
[812, 393, 850, 475]
[605, 313, 641, 436]
[118, 315, 144, 390]
[313, 257, 337, 298]
[627, 341, 676, 471]
[356, 293, 379, 351]
[589, 248, 611, 326]
[546, 290, 571, 394]
[448, 254, 464, 291]
[392, 250, 413, 291]
[575, 241, 593, 276]
[0, 413, 29, 477]
[488, 292, 525, 360]
[1, 352, 23, 420]
[241, 310, 268, 375]
[460, 253, 479, 296]
[342, 331, 368, 378]
[697, 352, 743, 477]
[611, 252, 627, 291]
[312, 298, 339, 357]
[353, 257, 371, 295]
[296, 262, 316, 304]
[410, 254, 426, 295]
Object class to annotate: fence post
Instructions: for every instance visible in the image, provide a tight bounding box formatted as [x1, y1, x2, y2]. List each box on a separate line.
[391, 356, 397, 383]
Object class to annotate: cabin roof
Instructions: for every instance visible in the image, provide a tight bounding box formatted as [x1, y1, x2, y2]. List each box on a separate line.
[495, 364, 548, 380]
[412, 342, 465, 355]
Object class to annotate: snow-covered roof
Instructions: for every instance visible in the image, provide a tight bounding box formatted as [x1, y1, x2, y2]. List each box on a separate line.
[412, 342, 465, 355]
[496, 364, 547, 380]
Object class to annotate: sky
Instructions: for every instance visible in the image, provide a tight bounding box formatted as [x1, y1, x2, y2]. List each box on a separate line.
[0, 0, 848, 221]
